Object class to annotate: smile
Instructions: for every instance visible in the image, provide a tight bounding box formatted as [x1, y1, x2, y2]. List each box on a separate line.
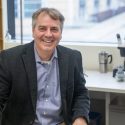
[43, 40, 54, 43]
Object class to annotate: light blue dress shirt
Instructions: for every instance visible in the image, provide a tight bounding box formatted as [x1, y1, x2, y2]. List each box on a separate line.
[33, 47, 63, 125]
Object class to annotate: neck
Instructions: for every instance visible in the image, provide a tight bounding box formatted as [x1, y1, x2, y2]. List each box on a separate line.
[36, 49, 54, 61]
[40, 52, 52, 61]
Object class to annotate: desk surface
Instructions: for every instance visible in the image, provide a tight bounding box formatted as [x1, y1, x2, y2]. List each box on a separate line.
[85, 70, 125, 94]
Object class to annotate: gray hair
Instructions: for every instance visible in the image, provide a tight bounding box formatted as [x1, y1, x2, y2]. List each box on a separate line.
[32, 7, 65, 32]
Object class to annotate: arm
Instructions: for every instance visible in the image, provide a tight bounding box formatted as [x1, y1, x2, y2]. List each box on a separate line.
[72, 51, 90, 124]
[0, 51, 11, 121]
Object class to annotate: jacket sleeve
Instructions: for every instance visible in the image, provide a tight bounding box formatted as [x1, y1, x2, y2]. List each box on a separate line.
[72, 51, 90, 124]
[0, 51, 11, 122]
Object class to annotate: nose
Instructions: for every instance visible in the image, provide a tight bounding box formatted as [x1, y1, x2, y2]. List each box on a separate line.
[45, 29, 52, 37]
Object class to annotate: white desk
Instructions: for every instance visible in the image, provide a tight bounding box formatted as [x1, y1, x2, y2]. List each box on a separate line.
[85, 70, 125, 125]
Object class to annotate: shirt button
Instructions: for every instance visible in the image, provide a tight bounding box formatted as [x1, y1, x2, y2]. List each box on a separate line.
[29, 120, 34, 125]
[43, 111, 47, 115]
[45, 99, 48, 101]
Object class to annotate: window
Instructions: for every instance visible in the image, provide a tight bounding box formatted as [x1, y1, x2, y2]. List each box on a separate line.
[5, 0, 125, 44]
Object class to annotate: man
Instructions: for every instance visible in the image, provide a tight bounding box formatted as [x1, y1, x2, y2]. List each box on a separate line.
[0, 8, 90, 125]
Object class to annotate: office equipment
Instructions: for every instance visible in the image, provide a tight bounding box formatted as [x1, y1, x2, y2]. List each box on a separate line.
[115, 34, 125, 78]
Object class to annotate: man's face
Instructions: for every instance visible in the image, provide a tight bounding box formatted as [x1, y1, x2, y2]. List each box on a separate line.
[32, 13, 62, 53]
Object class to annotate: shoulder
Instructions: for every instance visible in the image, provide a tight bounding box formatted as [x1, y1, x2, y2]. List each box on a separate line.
[57, 45, 81, 57]
[0, 42, 33, 58]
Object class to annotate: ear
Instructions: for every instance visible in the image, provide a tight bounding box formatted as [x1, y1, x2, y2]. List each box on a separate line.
[32, 28, 35, 38]
[60, 35, 62, 40]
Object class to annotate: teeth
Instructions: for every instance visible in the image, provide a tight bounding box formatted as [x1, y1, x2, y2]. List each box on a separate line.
[46, 41, 51, 43]
[44, 40, 52, 43]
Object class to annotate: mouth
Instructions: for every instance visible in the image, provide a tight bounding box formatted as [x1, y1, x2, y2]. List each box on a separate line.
[42, 39, 54, 43]
[44, 40, 53, 43]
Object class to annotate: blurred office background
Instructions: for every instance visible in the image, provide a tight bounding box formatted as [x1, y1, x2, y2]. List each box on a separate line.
[4, 0, 125, 44]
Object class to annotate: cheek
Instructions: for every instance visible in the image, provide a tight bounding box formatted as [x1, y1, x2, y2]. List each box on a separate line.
[33, 31, 43, 38]
[56, 33, 62, 40]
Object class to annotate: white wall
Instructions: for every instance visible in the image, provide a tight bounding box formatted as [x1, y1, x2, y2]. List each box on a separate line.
[62, 43, 123, 71]
[4, 42, 124, 72]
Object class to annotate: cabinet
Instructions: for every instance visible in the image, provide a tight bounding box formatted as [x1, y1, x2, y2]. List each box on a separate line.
[86, 70, 125, 125]
[109, 94, 125, 125]
[0, 0, 3, 50]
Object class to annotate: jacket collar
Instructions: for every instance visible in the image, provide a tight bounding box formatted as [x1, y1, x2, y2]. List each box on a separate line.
[57, 45, 69, 98]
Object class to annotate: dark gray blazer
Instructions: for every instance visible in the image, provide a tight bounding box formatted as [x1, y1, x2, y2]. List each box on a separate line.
[0, 41, 90, 125]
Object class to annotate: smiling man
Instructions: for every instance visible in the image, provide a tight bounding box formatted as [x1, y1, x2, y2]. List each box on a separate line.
[0, 8, 90, 125]
[32, 9, 62, 61]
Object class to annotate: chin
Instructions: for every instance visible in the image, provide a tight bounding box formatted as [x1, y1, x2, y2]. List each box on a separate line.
[43, 47, 54, 52]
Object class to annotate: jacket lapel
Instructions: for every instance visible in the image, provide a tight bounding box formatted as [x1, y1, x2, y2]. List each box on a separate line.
[57, 46, 69, 123]
[22, 42, 37, 112]
[57, 46, 68, 98]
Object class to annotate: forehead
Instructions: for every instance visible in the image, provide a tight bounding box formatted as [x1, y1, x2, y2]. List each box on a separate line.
[37, 12, 58, 21]
[36, 13, 61, 27]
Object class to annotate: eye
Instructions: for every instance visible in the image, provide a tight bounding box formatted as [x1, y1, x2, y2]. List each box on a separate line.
[38, 26, 46, 32]
[51, 27, 59, 33]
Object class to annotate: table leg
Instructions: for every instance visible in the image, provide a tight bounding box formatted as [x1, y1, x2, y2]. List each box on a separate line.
[105, 92, 110, 125]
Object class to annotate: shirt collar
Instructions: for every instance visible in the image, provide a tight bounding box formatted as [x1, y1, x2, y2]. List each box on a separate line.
[34, 44, 58, 64]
